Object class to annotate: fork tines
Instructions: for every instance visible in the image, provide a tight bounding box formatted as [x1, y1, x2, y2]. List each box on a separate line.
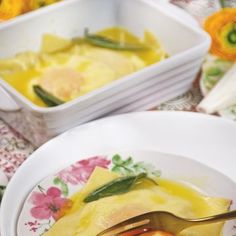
[97, 212, 157, 236]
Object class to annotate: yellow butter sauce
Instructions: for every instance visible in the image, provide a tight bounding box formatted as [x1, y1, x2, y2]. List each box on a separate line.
[44, 167, 229, 236]
[97, 27, 166, 65]
[3, 69, 46, 106]
[158, 179, 212, 217]
[0, 27, 166, 107]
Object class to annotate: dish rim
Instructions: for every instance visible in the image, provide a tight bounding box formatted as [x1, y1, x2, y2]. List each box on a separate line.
[0, 0, 210, 113]
[16, 148, 236, 235]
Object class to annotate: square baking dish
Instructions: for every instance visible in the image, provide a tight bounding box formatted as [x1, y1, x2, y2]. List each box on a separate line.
[0, 0, 210, 146]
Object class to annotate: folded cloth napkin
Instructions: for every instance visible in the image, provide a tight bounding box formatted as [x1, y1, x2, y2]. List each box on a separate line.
[197, 64, 236, 114]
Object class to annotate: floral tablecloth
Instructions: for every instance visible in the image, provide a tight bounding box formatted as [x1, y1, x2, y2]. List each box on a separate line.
[0, 0, 235, 199]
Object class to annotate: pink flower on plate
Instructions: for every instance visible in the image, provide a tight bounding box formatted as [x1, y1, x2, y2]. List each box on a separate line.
[29, 187, 72, 220]
[57, 156, 111, 185]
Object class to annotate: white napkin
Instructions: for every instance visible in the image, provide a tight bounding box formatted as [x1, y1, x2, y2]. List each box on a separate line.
[198, 64, 236, 114]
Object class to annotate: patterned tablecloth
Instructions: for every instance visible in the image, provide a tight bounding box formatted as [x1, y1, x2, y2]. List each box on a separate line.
[0, 0, 235, 198]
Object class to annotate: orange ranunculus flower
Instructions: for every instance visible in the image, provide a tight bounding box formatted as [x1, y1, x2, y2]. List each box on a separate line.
[0, 0, 26, 20]
[204, 8, 236, 61]
[0, 0, 61, 21]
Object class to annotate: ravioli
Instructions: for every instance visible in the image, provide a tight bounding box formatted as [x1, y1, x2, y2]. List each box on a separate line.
[44, 167, 230, 236]
[0, 27, 165, 107]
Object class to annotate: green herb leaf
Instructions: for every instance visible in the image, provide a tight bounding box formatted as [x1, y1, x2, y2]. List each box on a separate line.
[84, 173, 147, 203]
[84, 28, 149, 51]
[33, 85, 64, 107]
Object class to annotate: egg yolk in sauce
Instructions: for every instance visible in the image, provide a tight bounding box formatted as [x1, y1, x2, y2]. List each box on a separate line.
[44, 167, 230, 236]
[0, 27, 166, 107]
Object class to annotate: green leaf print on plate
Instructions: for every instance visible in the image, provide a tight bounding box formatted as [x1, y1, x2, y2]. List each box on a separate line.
[111, 154, 161, 178]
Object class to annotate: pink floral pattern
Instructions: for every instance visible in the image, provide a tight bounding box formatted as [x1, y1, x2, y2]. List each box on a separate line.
[29, 187, 72, 221]
[23, 156, 111, 234]
[25, 220, 41, 233]
[0, 119, 34, 180]
[19, 154, 236, 236]
[57, 156, 111, 185]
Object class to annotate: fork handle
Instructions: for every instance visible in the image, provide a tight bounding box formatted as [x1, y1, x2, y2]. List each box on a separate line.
[188, 210, 236, 226]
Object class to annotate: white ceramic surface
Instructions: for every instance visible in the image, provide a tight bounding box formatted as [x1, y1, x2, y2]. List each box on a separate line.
[1, 111, 236, 236]
[199, 61, 236, 121]
[0, 86, 19, 112]
[0, 0, 210, 146]
[17, 150, 236, 236]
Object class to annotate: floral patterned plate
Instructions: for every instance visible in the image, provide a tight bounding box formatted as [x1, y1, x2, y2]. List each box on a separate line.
[17, 150, 236, 236]
[199, 54, 236, 121]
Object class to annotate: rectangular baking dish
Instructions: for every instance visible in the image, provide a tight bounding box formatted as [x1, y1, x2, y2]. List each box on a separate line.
[0, 0, 210, 146]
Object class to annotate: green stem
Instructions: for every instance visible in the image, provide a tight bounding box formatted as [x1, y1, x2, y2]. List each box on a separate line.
[84, 28, 149, 51]
[33, 85, 64, 107]
[219, 0, 226, 8]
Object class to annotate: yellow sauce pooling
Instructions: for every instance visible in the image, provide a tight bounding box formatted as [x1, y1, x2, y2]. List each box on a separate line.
[0, 27, 166, 107]
[44, 167, 230, 236]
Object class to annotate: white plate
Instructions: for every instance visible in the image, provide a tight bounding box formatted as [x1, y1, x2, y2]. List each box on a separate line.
[1, 111, 236, 236]
[17, 150, 236, 236]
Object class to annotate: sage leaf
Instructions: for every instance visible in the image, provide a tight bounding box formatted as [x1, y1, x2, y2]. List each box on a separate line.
[84, 173, 147, 203]
[33, 85, 64, 107]
[84, 29, 149, 51]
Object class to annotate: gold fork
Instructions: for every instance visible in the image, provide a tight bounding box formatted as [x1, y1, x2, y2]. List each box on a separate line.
[97, 210, 236, 236]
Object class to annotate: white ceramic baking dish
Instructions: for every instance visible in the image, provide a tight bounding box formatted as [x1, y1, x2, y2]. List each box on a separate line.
[0, 0, 210, 146]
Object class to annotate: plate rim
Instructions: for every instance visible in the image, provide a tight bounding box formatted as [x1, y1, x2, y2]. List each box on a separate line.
[17, 148, 236, 236]
[1, 110, 236, 236]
